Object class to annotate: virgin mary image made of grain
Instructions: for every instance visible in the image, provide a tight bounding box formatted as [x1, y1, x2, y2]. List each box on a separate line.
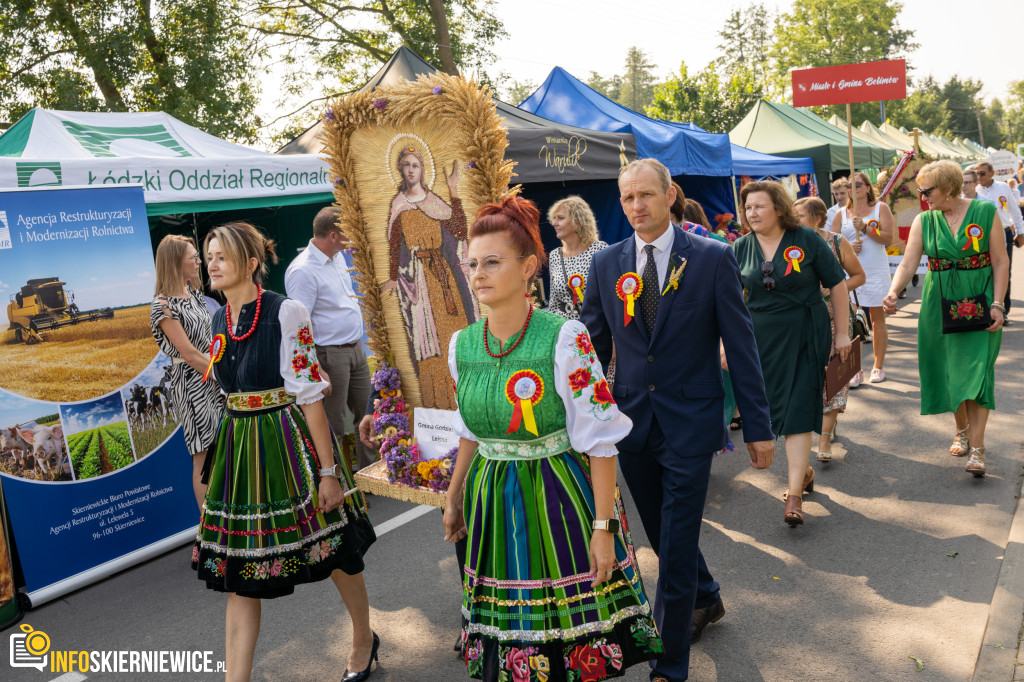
[382, 138, 476, 410]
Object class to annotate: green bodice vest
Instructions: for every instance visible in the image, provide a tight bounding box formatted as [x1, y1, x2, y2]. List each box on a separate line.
[455, 310, 569, 459]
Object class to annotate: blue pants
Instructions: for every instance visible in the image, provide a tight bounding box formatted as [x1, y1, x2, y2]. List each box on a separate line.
[618, 415, 720, 682]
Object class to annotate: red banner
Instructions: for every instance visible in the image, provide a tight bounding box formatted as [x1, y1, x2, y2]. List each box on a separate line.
[792, 59, 907, 107]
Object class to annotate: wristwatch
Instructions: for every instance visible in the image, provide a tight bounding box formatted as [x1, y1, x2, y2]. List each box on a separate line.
[319, 463, 340, 478]
[593, 518, 620, 534]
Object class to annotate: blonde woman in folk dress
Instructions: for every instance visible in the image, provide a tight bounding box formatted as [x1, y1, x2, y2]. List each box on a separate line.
[546, 196, 608, 321]
[443, 197, 661, 682]
[151, 235, 224, 508]
[195, 222, 377, 682]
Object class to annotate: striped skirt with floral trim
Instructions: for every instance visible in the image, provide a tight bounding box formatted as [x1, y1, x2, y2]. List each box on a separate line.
[460, 449, 661, 682]
[192, 391, 373, 598]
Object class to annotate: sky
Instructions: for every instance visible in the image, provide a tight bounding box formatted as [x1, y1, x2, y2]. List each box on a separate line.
[485, 0, 1019, 105]
[0, 388, 58, 428]
[59, 392, 127, 435]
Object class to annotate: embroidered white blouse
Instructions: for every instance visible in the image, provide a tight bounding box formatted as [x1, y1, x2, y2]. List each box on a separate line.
[446, 319, 631, 457]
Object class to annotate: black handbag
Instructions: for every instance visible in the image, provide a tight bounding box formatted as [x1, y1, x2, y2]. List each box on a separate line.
[931, 217, 992, 334]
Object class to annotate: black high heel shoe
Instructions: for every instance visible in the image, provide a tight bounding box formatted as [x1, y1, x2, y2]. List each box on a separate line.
[342, 631, 380, 682]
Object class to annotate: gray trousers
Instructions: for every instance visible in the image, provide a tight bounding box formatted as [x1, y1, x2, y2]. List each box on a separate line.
[316, 343, 377, 470]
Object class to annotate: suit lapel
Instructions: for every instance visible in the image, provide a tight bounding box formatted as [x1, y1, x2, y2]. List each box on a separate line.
[649, 225, 692, 342]
[617, 237, 648, 342]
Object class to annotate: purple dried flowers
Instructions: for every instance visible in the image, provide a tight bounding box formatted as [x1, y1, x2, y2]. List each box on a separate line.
[372, 98, 388, 111]
[432, 85, 443, 95]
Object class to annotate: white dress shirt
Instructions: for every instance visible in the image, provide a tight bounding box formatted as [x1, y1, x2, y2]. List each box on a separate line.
[633, 223, 675, 289]
[976, 180, 1024, 235]
[284, 240, 363, 345]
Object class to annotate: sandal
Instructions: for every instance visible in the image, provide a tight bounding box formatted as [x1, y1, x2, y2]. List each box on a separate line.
[816, 428, 835, 462]
[965, 447, 986, 477]
[728, 416, 742, 431]
[784, 493, 803, 526]
[950, 427, 970, 457]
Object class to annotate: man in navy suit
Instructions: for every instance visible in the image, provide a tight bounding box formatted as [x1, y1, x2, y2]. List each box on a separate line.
[582, 159, 774, 682]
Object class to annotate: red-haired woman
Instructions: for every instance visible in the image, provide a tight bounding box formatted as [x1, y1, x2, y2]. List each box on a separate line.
[442, 197, 661, 681]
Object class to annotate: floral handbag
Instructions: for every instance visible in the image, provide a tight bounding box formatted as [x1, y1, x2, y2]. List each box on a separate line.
[932, 223, 992, 334]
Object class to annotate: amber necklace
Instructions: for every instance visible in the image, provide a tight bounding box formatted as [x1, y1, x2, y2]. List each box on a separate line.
[226, 284, 262, 341]
[484, 302, 534, 358]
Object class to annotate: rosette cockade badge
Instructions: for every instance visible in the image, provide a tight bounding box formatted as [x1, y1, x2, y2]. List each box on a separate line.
[567, 273, 585, 306]
[783, 246, 805, 276]
[202, 334, 227, 382]
[505, 370, 544, 435]
[615, 272, 643, 326]
[962, 224, 983, 253]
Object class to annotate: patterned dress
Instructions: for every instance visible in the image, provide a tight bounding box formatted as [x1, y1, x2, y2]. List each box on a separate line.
[150, 288, 224, 454]
[192, 290, 374, 598]
[547, 241, 608, 320]
[818, 232, 852, 414]
[448, 310, 661, 682]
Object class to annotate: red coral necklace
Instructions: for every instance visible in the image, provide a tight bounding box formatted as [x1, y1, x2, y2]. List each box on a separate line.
[484, 303, 534, 358]
[226, 284, 262, 341]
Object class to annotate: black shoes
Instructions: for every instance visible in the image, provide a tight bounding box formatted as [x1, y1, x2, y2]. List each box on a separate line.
[690, 598, 725, 643]
[342, 631, 380, 682]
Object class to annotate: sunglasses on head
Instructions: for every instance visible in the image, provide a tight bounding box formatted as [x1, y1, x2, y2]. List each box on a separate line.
[761, 260, 775, 291]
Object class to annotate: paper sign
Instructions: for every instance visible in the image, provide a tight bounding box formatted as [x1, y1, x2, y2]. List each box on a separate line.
[792, 60, 907, 107]
[413, 407, 460, 461]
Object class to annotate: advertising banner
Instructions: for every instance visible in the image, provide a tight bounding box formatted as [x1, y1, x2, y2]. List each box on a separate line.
[505, 129, 636, 183]
[0, 185, 198, 606]
[792, 59, 907, 107]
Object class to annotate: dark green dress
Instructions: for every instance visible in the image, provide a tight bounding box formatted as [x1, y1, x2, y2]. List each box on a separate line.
[918, 201, 1001, 414]
[734, 226, 845, 436]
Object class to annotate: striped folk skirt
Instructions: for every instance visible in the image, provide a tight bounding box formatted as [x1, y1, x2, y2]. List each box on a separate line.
[461, 449, 662, 682]
[192, 391, 374, 598]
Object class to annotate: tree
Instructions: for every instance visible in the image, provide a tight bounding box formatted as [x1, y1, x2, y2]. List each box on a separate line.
[500, 79, 538, 106]
[618, 47, 657, 112]
[1004, 80, 1024, 150]
[587, 71, 622, 103]
[646, 61, 762, 132]
[716, 4, 775, 88]
[770, 0, 918, 121]
[0, 0, 262, 142]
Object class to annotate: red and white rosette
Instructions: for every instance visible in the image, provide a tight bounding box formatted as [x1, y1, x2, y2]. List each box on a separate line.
[962, 224, 983, 252]
[999, 196, 1008, 211]
[615, 272, 643, 326]
[202, 334, 227, 382]
[783, 246, 804, 276]
[505, 370, 544, 435]
[567, 273, 585, 306]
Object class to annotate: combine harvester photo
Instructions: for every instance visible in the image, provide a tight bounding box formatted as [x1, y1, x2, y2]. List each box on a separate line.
[6, 278, 113, 344]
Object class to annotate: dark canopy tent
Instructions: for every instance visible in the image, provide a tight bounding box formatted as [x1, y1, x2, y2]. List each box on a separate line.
[517, 66, 736, 222]
[730, 99, 897, 198]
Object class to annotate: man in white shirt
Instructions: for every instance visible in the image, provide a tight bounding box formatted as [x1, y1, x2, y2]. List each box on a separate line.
[962, 169, 995, 204]
[975, 162, 1024, 319]
[286, 207, 376, 469]
[825, 177, 849, 229]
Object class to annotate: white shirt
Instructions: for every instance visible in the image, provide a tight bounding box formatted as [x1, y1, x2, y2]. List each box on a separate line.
[633, 223, 675, 289]
[284, 240, 363, 345]
[825, 204, 842, 231]
[976, 180, 1024, 234]
[964, 192, 995, 206]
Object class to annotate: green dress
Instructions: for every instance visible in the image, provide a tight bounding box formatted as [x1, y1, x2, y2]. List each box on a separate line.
[450, 310, 661, 682]
[734, 226, 845, 436]
[918, 201, 1001, 414]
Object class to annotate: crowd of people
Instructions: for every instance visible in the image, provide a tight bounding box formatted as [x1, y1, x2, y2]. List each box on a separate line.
[147, 155, 1018, 682]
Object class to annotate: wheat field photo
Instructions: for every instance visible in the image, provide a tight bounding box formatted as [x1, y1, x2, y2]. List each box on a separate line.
[0, 305, 157, 402]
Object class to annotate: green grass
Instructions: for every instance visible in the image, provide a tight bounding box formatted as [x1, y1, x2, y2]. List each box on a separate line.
[129, 418, 177, 458]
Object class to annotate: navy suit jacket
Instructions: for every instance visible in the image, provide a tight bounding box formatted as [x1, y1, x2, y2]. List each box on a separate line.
[581, 224, 773, 455]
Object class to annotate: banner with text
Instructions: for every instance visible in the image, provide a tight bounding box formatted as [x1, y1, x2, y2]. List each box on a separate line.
[0, 186, 198, 606]
[792, 59, 907, 107]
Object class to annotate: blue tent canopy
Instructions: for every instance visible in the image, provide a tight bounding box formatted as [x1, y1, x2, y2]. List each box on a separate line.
[520, 67, 733, 178]
[673, 121, 815, 177]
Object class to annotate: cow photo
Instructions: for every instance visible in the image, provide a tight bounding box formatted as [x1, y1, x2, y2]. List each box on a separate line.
[121, 353, 177, 458]
[60, 392, 136, 481]
[0, 388, 72, 482]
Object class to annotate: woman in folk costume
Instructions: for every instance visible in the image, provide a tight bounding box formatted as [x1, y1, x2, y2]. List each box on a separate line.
[443, 197, 662, 682]
[193, 222, 377, 682]
[383, 144, 476, 409]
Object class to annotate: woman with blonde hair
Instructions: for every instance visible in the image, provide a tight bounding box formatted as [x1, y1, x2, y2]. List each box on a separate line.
[150, 235, 224, 507]
[794, 197, 866, 462]
[545, 195, 607, 320]
[884, 161, 1006, 476]
[831, 172, 895, 386]
[195, 222, 377, 681]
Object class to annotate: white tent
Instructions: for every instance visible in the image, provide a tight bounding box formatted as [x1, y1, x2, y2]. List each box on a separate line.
[0, 109, 333, 215]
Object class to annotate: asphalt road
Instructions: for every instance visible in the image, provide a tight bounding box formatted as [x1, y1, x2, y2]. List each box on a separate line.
[4, 256, 1023, 682]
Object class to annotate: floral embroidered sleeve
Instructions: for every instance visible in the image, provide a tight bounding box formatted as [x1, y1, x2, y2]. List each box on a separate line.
[279, 299, 330, 405]
[553, 320, 632, 457]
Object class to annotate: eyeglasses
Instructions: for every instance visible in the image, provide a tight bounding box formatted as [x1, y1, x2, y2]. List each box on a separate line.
[918, 186, 936, 197]
[460, 255, 525, 275]
[854, 182, 866, 188]
[761, 261, 775, 291]
[977, 170, 990, 177]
